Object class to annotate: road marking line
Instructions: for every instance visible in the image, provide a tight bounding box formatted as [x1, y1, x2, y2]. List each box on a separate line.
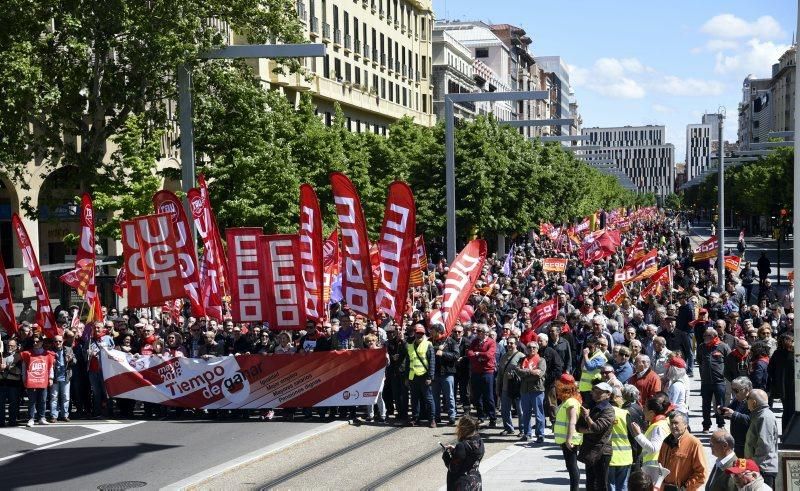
[0, 421, 145, 463]
[163, 420, 348, 491]
[0, 428, 59, 445]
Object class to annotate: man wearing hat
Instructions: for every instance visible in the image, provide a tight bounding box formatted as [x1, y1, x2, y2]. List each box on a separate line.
[697, 327, 731, 432]
[576, 381, 616, 490]
[405, 324, 436, 428]
[725, 458, 771, 490]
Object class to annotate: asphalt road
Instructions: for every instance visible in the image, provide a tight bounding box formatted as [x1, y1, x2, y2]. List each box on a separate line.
[0, 416, 324, 490]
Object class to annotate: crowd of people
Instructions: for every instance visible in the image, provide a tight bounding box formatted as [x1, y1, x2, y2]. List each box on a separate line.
[0, 211, 792, 491]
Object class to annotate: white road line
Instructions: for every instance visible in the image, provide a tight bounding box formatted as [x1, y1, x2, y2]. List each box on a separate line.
[163, 420, 348, 491]
[0, 421, 145, 463]
[0, 428, 59, 445]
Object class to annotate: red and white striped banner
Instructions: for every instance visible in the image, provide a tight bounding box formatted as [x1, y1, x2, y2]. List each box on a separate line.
[0, 254, 17, 336]
[261, 234, 306, 330]
[429, 240, 487, 337]
[409, 235, 428, 287]
[693, 236, 718, 262]
[12, 213, 57, 337]
[187, 183, 224, 321]
[101, 348, 387, 409]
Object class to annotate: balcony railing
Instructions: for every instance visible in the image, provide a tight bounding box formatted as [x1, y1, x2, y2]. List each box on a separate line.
[388, 57, 394, 71]
[379, 9, 384, 18]
[363, 43, 370, 58]
[297, 1, 307, 21]
[371, 2, 376, 13]
[334, 29, 341, 45]
[402, 65, 407, 77]
[372, 48, 378, 60]
[395, 60, 400, 72]
[310, 17, 319, 34]
[322, 22, 331, 39]
[380, 54, 386, 66]
[394, 20, 399, 29]
[344, 33, 352, 50]
[416, 69, 420, 82]
[454, 100, 476, 112]
[387, 14, 392, 24]
[354, 40, 361, 56]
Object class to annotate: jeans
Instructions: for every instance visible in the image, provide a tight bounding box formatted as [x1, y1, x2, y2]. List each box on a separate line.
[586, 453, 611, 491]
[50, 380, 70, 419]
[701, 382, 726, 429]
[470, 373, 496, 421]
[500, 391, 521, 432]
[561, 443, 580, 491]
[432, 375, 456, 422]
[0, 385, 20, 425]
[27, 388, 47, 421]
[409, 377, 434, 422]
[608, 465, 630, 491]
[520, 391, 545, 437]
[88, 371, 107, 416]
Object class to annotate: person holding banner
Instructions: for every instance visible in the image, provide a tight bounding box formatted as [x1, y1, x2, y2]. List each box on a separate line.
[4, 333, 55, 427]
[87, 323, 114, 418]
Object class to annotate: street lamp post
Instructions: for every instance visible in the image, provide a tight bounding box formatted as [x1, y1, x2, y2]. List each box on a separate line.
[443, 90, 549, 263]
[716, 109, 725, 288]
[177, 43, 325, 235]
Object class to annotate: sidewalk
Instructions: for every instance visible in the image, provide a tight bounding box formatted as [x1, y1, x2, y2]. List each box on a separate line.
[479, 376, 784, 490]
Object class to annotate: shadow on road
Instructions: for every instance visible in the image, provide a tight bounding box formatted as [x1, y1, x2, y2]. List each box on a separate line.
[1, 443, 180, 489]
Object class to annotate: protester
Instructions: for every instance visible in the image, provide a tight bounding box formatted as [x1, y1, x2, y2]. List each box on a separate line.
[515, 342, 546, 442]
[577, 382, 616, 491]
[725, 458, 772, 491]
[698, 327, 730, 432]
[743, 389, 778, 488]
[657, 411, 707, 490]
[554, 374, 583, 491]
[467, 324, 497, 427]
[496, 336, 524, 435]
[406, 324, 436, 428]
[629, 354, 661, 408]
[707, 429, 738, 491]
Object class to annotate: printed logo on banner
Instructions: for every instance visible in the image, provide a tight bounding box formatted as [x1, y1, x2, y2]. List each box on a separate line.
[261, 235, 306, 330]
[375, 182, 416, 322]
[342, 390, 351, 400]
[227, 228, 266, 322]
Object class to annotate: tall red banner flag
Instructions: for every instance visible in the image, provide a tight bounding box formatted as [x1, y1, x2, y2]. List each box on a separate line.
[409, 235, 428, 287]
[198, 175, 229, 296]
[226, 228, 267, 322]
[153, 190, 204, 317]
[375, 182, 416, 322]
[12, 214, 57, 336]
[187, 186, 224, 320]
[261, 234, 306, 330]
[59, 194, 103, 322]
[330, 172, 376, 319]
[0, 255, 18, 336]
[299, 185, 325, 322]
[121, 213, 185, 308]
[429, 240, 487, 337]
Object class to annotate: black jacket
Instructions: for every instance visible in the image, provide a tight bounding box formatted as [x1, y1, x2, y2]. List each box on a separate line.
[540, 345, 564, 386]
[443, 434, 484, 491]
[660, 328, 692, 361]
[697, 341, 730, 385]
[551, 336, 573, 374]
[432, 336, 460, 377]
[577, 399, 615, 465]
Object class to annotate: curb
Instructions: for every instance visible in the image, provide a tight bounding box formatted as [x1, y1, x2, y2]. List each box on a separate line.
[161, 420, 348, 490]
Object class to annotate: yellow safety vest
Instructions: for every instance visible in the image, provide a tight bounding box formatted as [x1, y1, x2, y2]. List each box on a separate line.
[610, 406, 633, 466]
[554, 397, 583, 445]
[578, 350, 607, 391]
[641, 418, 670, 466]
[407, 339, 431, 380]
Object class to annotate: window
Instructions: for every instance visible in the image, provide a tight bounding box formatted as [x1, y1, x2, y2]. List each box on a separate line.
[325, 112, 332, 126]
[475, 48, 489, 58]
[334, 58, 342, 79]
[389, 81, 394, 101]
[323, 55, 330, 78]
[355, 67, 361, 84]
[333, 5, 339, 31]
[345, 62, 351, 81]
[422, 94, 427, 112]
[381, 78, 386, 98]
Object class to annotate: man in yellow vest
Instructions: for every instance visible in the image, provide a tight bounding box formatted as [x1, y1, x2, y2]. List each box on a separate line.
[608, 387, 633, 491]
[579, 336, 607, 408]
[406, 324, 436, 428]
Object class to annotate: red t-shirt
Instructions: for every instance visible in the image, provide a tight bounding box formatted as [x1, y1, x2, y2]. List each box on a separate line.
[20, 351, 55, 389]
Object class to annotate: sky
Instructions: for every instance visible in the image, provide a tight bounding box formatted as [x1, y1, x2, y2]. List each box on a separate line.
[431, 0, 795, 161]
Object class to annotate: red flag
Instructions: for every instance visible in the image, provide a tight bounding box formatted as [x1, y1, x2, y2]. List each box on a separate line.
[429, 240, 487, 337]
[322, 230, 339, 307]
[299, 184, 326, 322]
[724, 255, 742, 271]
[580, 230, 617, 265]
[375, 182, 416, 323]
[641, 265, 672, 298]
[57, 194, 103, 322]
[625, 235, 644, 260]
[330, 172, 376, 319]
[153, 190, 204, 317]
[226, 228, 267, 322]
[261, 234, 306, 330]
[631, 249, 659, 282]
[113, 266, 127, 296]
[12, 214, 57, 336]
[197, 175, 229, 297]
[693, 236, 718, 262]
[120, 213, 185, 308]
[530, 297, 558, 329]
[187, 186, 224, 320]
[604, 283, 626, 305]
[0, 254, 17, 336]
[409, 235, 428, 287]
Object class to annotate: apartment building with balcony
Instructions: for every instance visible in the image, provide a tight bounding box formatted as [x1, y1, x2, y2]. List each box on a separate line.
[253, 0, 436, 133]
[431, 28, 477, 120]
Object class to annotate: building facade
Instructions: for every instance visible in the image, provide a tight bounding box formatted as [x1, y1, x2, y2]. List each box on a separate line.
[685, 123, 712, 182]
[431, 28, 477, 120]
[534, 56, 574, 135]
[581, 125, 675, 197]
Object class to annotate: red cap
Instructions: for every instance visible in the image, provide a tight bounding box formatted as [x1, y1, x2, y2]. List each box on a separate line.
[558, 373, 576, 385]
[725, 458, 761, 475]
[666, 356, 686, 369]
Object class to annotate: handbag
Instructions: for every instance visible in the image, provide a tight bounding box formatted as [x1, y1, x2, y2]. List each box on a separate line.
[502, 354, 522, 399]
